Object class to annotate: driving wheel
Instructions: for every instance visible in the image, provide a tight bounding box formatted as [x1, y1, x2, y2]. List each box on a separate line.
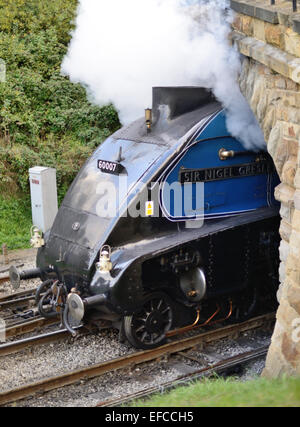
[123, 293, 173, 350]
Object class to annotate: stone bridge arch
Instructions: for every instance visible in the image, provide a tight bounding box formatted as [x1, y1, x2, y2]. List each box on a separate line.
[231, 0, 300, 376]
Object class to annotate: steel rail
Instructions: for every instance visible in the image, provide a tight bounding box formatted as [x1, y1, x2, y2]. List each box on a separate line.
[5, 317, 59, 339]
[0, 327, 85, 357]
[98, 346, 269, 407]
[0, 290, 41, 321]
[0, 289, 36, 304]
[0, 296, 36, 311]
[0, 312, 275, 406]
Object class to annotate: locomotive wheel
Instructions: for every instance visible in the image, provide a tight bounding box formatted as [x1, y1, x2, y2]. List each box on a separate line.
[123, 293, 173, 350]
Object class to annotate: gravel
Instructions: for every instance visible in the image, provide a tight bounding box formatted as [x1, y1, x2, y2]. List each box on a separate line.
[0, 328, 133, 392]
[2, 327, 272, 407]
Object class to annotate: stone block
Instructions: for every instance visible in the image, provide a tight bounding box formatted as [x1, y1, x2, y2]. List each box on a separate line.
[286, 107, 300, 124]
[288, 125, 296, 138]
[278, 267, 286, 296]
[269, 90, 300, 110]
[280, 221, 292, 243]
[255, 6, 279, 25]
[242, 15, 254, 36]
[295, 170, 300, 190]
[295, 189, 300, 210]
[282, 121, 300, 139]
[280, 202, 294, 224]
[262, 321, 290, 378]
[276, 183, 295, 206]
[263, 266, 300, 377]
[268, 121, 282, 160]
[279, 238, 291, 261]
[293, 18, 300, 35]
[286, 79, 299, 90]
[275, 144, 289, 176]
[263, 106, 276, 142]
[232, 15, 243, 33]
[289, 59, 300, 84]
[276, 106, 289, 122]
[265, 23, 284, 49]
[274, 76, 287, 89]
[279, 139, 294, 164]
[281, 331, 300, 370]
[278, 11, 293, 28]
[230, 1, 278, 24]
[252, 78, 268, 121]
[292, 209, 300, 231]
[287, 139, 299, 159]
[289, 229, 300, 259]
[253, 17, 265, 42]
[285, 253, 300, 281]
[286, 278, 300, 316]
[268, 54, 290, 79]
[233, 31, 300, 84]
[277, 295, 299, 329]
[282, 158, 297, 187]
[230, 1, 255, 17]
[285, 28, 300, 58]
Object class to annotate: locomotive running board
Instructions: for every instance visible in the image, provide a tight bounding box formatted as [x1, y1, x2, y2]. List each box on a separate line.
[111, 207, 280, 268]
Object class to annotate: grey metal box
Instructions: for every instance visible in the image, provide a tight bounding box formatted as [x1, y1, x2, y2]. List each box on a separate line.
[29, 167, 58, 233]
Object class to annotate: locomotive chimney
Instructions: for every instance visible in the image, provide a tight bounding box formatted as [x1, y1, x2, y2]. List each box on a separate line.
[151, 87, 215, 126]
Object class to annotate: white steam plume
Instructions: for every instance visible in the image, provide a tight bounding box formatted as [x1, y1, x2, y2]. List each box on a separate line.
[62, 0, 265, 151]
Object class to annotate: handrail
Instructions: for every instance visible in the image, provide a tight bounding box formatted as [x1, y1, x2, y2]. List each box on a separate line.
[270, 0, 297, 13]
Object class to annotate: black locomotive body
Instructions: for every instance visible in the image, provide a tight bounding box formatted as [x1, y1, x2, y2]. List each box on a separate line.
[10, 87, 281, 349]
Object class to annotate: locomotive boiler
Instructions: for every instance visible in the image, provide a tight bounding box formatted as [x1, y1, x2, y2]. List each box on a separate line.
[10, 87, 281, 349]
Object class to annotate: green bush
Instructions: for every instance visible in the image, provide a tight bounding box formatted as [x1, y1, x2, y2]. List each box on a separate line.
[0, 194, 32, 249]
[0, 0, 121, 196]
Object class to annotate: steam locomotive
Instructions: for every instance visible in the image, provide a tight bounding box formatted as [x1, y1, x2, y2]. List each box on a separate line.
[10, 87, 280, 349]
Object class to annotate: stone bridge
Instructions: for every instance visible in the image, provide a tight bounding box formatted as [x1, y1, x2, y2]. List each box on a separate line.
[230, 0, 300, 376]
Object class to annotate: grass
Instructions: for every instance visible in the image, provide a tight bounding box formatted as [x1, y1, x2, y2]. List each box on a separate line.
[131, 376, 300, 407]
[0, 195, 32, 250]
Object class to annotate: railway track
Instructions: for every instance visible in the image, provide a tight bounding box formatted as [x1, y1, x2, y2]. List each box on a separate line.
[0, 312, 274, 406]
[0, 326, 85, 357]
[0, 288, 36, 311]
[0, 287, 59, 340]
[0, 275, 9, 286]
[4, 316, 59, 340]
[98, 346, 269, 407]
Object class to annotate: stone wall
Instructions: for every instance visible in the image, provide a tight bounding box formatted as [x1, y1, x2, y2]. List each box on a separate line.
[230, 0, 300, 376]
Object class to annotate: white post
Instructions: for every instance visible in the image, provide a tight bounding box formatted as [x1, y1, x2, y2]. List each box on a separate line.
[29, 167, 58, 233]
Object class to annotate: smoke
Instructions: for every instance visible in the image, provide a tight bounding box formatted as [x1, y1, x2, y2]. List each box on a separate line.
[62, 0, 265, 151]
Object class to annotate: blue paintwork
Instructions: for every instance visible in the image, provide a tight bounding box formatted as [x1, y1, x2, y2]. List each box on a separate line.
[161, 111, 279, 220]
